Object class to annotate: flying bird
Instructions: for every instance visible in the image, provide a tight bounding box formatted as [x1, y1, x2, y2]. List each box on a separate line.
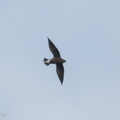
[43, 37, 66, 84]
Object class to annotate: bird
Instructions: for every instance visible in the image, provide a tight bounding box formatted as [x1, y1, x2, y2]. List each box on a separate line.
[43, 37, 66, 84]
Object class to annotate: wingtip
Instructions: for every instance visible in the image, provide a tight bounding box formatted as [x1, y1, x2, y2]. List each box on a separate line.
[60, 80, 64, 85]
[61, 82, 63, 85]
[47, 37, 50, 41]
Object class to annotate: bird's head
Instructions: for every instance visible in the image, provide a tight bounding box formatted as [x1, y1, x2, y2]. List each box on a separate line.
[63, 59, 66, 63]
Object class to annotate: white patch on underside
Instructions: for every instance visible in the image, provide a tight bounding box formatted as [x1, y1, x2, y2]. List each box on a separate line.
[45, 59, 51, 63]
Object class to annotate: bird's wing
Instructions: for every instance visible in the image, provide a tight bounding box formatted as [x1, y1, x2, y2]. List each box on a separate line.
[56, 63, 64, 84]
[48, 37, 61, 57]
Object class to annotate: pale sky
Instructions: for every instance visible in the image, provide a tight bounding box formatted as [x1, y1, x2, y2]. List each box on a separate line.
[0, 0, 120, 120]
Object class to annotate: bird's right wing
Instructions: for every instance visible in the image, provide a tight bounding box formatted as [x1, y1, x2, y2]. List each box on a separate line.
[48, 37, 61, 57]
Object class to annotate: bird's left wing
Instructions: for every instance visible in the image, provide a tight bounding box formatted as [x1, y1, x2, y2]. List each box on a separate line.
[56, 63, 64, 84]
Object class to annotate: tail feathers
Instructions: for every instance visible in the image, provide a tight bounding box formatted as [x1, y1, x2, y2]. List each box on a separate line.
[43, 58, 48, 61]
[43, 58, 50, 66]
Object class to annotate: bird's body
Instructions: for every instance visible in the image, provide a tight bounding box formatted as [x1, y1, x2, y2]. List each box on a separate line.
[43, 38, 66, 84]
[44, 57, 66, 65]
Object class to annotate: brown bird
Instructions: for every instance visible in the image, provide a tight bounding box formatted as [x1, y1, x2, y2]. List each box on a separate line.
[43, 37, 66, 84]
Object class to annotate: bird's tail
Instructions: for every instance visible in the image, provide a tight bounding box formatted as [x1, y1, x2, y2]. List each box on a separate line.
[43, 58, 50, 66]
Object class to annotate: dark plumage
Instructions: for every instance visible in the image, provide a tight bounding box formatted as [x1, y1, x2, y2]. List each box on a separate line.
[43, 37, 66, 84]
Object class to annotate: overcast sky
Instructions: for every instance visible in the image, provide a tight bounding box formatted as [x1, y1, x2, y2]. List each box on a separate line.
[0, 0, 120, 120]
